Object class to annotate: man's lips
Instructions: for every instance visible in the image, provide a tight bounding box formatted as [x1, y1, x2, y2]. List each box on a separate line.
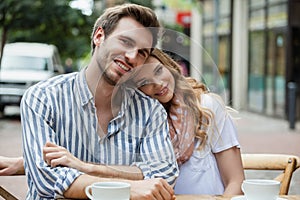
[115, 60, 130, 73]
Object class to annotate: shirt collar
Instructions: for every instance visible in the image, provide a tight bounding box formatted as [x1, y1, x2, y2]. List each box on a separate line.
[75, 69, 149, 108]
[76, 67, 94, 106]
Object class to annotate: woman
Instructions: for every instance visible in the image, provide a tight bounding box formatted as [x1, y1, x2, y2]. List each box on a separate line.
[0, 49, 244, 195]
[129, 49, 244, 195]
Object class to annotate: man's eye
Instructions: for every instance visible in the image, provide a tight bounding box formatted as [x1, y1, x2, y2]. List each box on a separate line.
[138, 49, 148, 58]
[121, 39, 133, 47]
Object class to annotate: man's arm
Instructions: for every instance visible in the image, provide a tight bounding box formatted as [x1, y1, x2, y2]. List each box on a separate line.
[43, 142, 144, 180]
[42, 143, 176, 199]
[21, 87, 82, 199]
[131, 96, 179, 185]
[64, 174, 175, 200]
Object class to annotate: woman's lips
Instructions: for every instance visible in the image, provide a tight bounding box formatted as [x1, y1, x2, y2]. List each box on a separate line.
[156, 86, 168, 96]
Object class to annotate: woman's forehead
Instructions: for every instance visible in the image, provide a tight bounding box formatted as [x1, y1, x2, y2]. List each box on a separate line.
[145, 56, 160, 64]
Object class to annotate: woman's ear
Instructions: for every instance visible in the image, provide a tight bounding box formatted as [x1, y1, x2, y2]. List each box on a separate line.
[93, 27, 105, 46]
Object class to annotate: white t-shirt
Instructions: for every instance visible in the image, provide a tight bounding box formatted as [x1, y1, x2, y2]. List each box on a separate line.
[174, 93, 240, 195]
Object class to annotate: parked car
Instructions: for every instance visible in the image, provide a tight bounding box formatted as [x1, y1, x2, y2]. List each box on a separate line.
[0, 42, 64, 114]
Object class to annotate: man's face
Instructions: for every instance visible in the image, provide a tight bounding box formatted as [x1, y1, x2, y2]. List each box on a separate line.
[94, 17, 153, 85]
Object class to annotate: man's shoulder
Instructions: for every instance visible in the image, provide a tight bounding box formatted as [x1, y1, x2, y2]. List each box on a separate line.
[41, 73, 77, 88]
[29, 73, 77, 92]
[23, 73, 78, 102]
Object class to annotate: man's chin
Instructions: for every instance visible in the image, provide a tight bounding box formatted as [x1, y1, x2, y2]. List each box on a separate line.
[102, 72, 117, 86]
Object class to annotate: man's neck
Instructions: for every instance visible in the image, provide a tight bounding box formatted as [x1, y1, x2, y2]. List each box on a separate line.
[94, 78, 114, 106]
[85, 64, 121, 133]
[85, 61, 114, 98]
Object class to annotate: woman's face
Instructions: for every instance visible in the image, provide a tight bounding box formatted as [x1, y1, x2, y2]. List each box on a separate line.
[133, 56, 175, 103]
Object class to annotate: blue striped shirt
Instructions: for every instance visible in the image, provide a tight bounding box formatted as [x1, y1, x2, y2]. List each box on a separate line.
[20, 69, 178, 199]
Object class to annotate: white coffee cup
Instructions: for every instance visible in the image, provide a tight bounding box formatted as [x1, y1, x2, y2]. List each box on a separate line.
[242, 179, 280, 200]
[85, 181, 131, 200]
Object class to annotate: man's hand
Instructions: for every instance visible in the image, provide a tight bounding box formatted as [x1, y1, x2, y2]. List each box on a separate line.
[43, 142, 84, 170]
[129, 178, 176, 200]
[0, 156, 24, 175]
[43, 143, 177, 200]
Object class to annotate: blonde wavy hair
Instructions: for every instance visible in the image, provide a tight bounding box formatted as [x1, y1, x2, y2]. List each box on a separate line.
[150, 48, 214, 150]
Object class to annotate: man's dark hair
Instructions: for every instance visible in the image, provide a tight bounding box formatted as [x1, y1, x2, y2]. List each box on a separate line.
[91, 3, 161, 54]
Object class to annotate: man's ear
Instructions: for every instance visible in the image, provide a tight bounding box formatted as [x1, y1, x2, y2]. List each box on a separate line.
[93, 27, 105, 46]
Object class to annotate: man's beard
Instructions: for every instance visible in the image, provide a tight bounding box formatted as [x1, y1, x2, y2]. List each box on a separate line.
[97, 54, 118, 86]
[102, 70, 117, 86]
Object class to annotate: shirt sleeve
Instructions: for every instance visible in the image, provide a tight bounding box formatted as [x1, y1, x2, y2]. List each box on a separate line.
[201, 94, 240, 153]
[21, 86, 82, 199]
[132, 101, 179, 185]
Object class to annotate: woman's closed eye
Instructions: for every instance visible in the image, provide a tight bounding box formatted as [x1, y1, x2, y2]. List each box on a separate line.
[154, 65, 163, 75]
[136, 79, 151, 87]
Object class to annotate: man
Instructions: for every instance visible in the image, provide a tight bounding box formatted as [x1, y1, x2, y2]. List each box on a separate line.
[21, 4, 178, 199]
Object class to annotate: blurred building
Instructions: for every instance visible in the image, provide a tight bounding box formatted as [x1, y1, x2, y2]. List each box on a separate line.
[189, 0, 300, 121]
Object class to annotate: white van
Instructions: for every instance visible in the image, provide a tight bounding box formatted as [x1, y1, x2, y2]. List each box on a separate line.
[0, 42, 64, 114]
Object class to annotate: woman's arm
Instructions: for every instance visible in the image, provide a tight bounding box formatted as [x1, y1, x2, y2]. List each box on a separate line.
[0, 156, 25, 175]
[215, 146, 245, 195]
[43, 142, 144, 180]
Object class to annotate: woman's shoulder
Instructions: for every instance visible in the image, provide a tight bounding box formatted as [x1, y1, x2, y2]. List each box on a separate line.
[185, 77, 228, 115]
[200, 93, 226, 112]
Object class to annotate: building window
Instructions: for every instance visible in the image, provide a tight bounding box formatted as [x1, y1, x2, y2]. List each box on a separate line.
[201, 0, 232, 101]
[248, 0, 287, 116]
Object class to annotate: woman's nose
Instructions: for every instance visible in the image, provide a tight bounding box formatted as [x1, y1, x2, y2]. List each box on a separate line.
[153, 79, 163, 86]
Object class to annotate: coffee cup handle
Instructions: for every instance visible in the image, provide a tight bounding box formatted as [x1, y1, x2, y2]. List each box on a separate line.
[241, 182, 245, 193]
[85, 185, 93, 199]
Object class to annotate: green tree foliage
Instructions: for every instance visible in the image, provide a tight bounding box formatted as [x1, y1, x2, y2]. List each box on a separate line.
[0, 0, 97, 65]
[127, 0, 153, 9]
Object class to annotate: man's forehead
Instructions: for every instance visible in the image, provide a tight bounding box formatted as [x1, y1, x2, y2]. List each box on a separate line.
[109, 18, 153, 48]
[113, 30, 152, 46]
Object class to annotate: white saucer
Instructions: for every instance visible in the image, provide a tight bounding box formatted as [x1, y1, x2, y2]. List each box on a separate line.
[231, 196, 287, 200]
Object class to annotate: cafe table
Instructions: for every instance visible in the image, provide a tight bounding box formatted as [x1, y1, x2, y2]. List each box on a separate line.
[175, 195, 300, 200]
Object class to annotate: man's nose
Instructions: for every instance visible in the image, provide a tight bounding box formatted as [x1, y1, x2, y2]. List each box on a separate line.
[125, 49, 139, 67]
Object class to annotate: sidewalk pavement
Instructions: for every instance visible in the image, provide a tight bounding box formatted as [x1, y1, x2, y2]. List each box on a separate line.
[234, 111, 300, 195]
[235, 111, 300, 157]
[0, 107, 299, 199]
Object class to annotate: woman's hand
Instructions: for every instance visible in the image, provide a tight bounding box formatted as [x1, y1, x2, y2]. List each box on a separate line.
[43, 142, 84, 170]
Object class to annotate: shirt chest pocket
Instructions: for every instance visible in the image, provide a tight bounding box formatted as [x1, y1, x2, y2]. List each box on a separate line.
[187, 150, 213, 173]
